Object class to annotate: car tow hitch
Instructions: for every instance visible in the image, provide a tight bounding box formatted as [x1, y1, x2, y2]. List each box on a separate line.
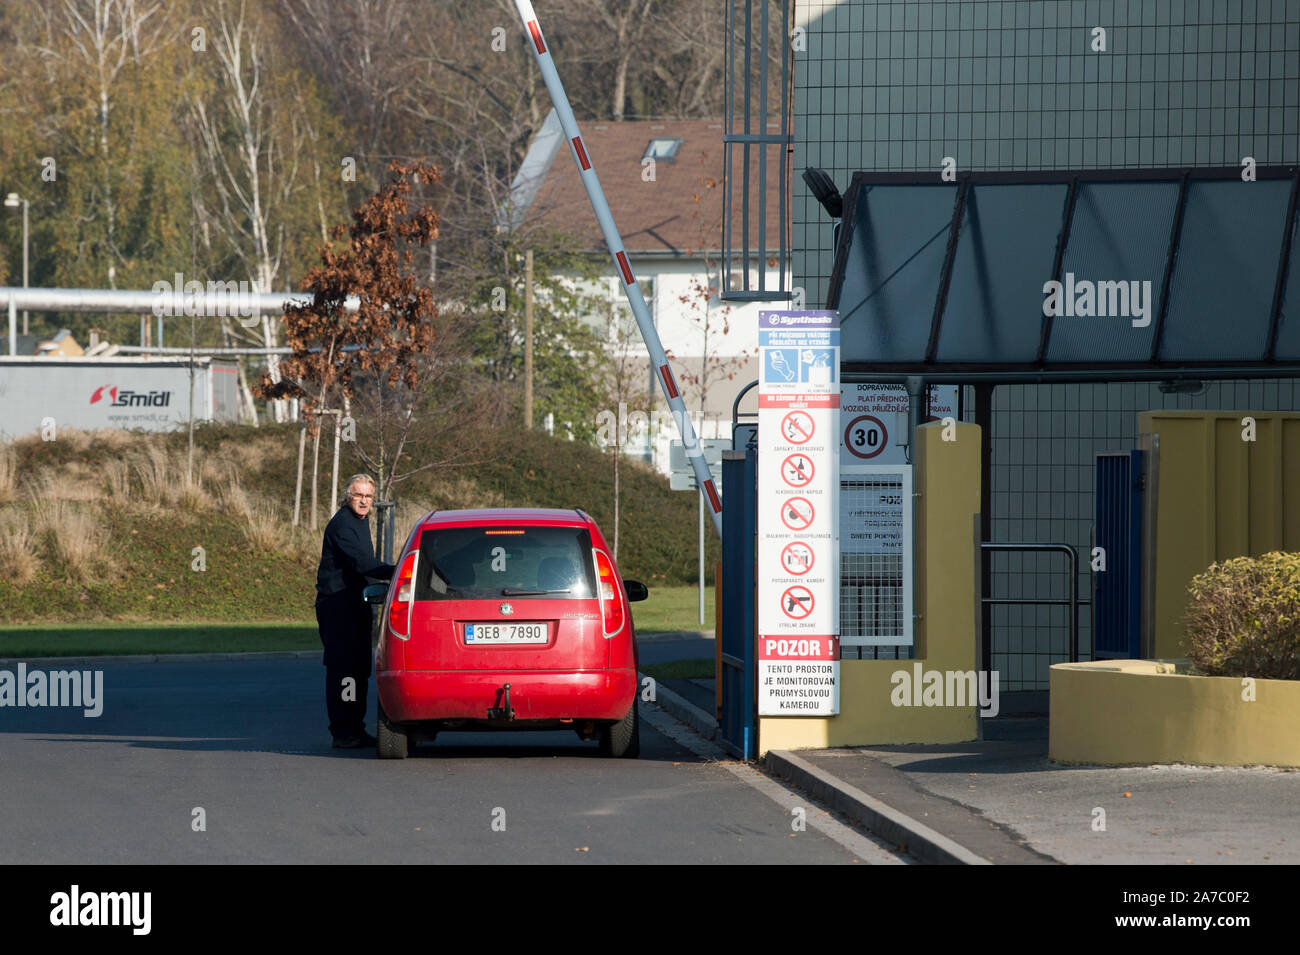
[487, 683, 516, 721]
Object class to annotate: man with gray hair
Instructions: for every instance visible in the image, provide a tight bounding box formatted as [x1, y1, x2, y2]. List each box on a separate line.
[315, 473, 395, 748]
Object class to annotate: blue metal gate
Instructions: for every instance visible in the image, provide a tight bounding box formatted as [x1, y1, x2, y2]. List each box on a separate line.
[1094, 450, 1144, 659]
[718, 448, 757, 758]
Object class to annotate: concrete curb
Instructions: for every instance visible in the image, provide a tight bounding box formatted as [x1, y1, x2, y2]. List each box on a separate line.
[0, 650, 321, 667]
[764, 749, 991, 865]
[641, 670, 718, 740]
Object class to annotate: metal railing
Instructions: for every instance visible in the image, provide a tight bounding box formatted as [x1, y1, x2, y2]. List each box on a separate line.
[980, 542, 1082, 665]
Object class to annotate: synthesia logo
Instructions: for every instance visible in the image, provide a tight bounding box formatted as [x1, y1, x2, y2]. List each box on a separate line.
[49, 886, 150, 935]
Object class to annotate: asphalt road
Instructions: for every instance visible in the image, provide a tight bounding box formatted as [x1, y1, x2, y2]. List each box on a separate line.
[0, 657, 883, 864]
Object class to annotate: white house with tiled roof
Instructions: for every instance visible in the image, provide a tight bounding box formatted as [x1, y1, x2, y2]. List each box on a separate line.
[506, 110, 785, 473]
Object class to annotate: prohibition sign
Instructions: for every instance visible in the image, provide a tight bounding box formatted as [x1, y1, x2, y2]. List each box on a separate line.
[844, 414, 888, 460]
[781, 585, 815, 619]
[780, 541, 815, 575]
[780, 496, 815, 531]
[781, 453, 815, 487]
[781, 410, 815, 445]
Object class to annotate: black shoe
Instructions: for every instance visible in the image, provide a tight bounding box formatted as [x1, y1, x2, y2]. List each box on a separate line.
[332, 731, 376, 749]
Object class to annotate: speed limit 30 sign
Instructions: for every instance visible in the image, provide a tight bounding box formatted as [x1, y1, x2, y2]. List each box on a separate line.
[844, 414, 887, 459]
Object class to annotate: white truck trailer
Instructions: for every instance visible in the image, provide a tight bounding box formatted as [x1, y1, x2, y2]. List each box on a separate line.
[0, 356, 242, 441]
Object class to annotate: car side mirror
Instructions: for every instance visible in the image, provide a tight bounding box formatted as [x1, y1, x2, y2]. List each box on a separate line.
[363, 583, 388, 605]
[623, 579, 648, 602]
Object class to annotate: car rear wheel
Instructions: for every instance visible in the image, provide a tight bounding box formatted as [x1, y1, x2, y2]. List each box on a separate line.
[599, 700, 640, 758]
[376, 702, 408, 759]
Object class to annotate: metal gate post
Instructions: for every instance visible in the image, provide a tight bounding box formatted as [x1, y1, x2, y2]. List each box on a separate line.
[720, 447, 758, 759]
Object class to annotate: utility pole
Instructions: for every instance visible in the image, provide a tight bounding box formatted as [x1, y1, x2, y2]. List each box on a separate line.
[524, 249, 534, 428]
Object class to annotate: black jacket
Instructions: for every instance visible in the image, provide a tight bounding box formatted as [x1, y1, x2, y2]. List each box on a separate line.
[316, 506, 396, 597]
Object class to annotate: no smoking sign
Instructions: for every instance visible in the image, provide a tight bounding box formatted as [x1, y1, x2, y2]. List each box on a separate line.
[781, 410, 815, 445]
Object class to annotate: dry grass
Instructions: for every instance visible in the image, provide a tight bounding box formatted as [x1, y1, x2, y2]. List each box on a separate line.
[0, 446, 15, 505]
[220, 482, 254, 521]
[128, 446, 173, 506]
[31, 499, 110, 583]
[122, 446, 216, 512]
[0, 507, 40, 583]
[393, 498, 436, 543]
[241, 500, 287, 553]
[283, 522, 323, 568]
[223, 434, 283, 477]
[101, 458, 132, 504]
[427, 477, 504, 512]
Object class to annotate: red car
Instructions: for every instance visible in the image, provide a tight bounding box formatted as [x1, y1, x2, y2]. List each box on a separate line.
[365, 507, 648, 759]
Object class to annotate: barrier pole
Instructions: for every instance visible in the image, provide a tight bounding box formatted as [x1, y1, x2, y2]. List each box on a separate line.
[511, 0, 723, 536]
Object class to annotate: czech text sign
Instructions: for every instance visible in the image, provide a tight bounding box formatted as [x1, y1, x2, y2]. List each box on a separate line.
[758, 311, 840, 716]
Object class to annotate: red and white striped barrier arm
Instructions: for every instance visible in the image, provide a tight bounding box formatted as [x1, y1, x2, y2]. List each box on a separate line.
[511, 0, 724, 536]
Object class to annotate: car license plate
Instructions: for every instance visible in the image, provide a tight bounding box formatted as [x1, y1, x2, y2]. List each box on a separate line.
[464, 623, 547, 644]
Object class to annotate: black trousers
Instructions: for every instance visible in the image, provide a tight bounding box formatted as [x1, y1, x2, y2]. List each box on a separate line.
[316, 589, 374, 740]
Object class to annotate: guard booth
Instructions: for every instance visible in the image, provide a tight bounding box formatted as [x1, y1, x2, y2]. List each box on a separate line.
[713, 166, 1300, 756]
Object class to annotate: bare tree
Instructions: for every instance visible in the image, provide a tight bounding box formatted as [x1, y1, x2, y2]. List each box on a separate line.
[188, 0, 324, 423]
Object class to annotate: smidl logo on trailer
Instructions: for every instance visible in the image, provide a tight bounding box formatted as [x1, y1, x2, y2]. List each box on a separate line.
[89, 385, 172, 407]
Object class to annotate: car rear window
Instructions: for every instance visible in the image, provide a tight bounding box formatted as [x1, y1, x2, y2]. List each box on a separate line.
[414, 525, 598, 601]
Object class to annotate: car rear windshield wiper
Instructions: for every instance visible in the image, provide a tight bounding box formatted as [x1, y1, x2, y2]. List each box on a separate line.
[501, 588, 572, 596]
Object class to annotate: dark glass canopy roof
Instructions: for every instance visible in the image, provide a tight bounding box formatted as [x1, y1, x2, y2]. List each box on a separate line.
[826, 167, 1300, 383]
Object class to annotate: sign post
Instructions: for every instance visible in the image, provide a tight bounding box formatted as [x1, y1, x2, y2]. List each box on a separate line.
[758, 311, 840, 716]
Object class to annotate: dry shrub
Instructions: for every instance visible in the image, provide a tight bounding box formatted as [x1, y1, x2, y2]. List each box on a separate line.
[0, 508, 40, 583]
[1184, 552, 1300, 680]
[84, 428, 135, 453]
[52, 429, 92, 454]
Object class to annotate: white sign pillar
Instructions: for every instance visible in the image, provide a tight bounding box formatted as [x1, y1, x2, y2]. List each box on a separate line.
[757, 311, 840, 716]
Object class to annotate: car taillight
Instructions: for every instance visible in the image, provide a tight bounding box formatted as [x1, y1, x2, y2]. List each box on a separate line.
[389, 551, 418, 640]
[593, 549, 625, 638]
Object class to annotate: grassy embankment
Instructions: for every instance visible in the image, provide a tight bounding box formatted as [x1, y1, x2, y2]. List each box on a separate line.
[0, 423, 719, 656]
